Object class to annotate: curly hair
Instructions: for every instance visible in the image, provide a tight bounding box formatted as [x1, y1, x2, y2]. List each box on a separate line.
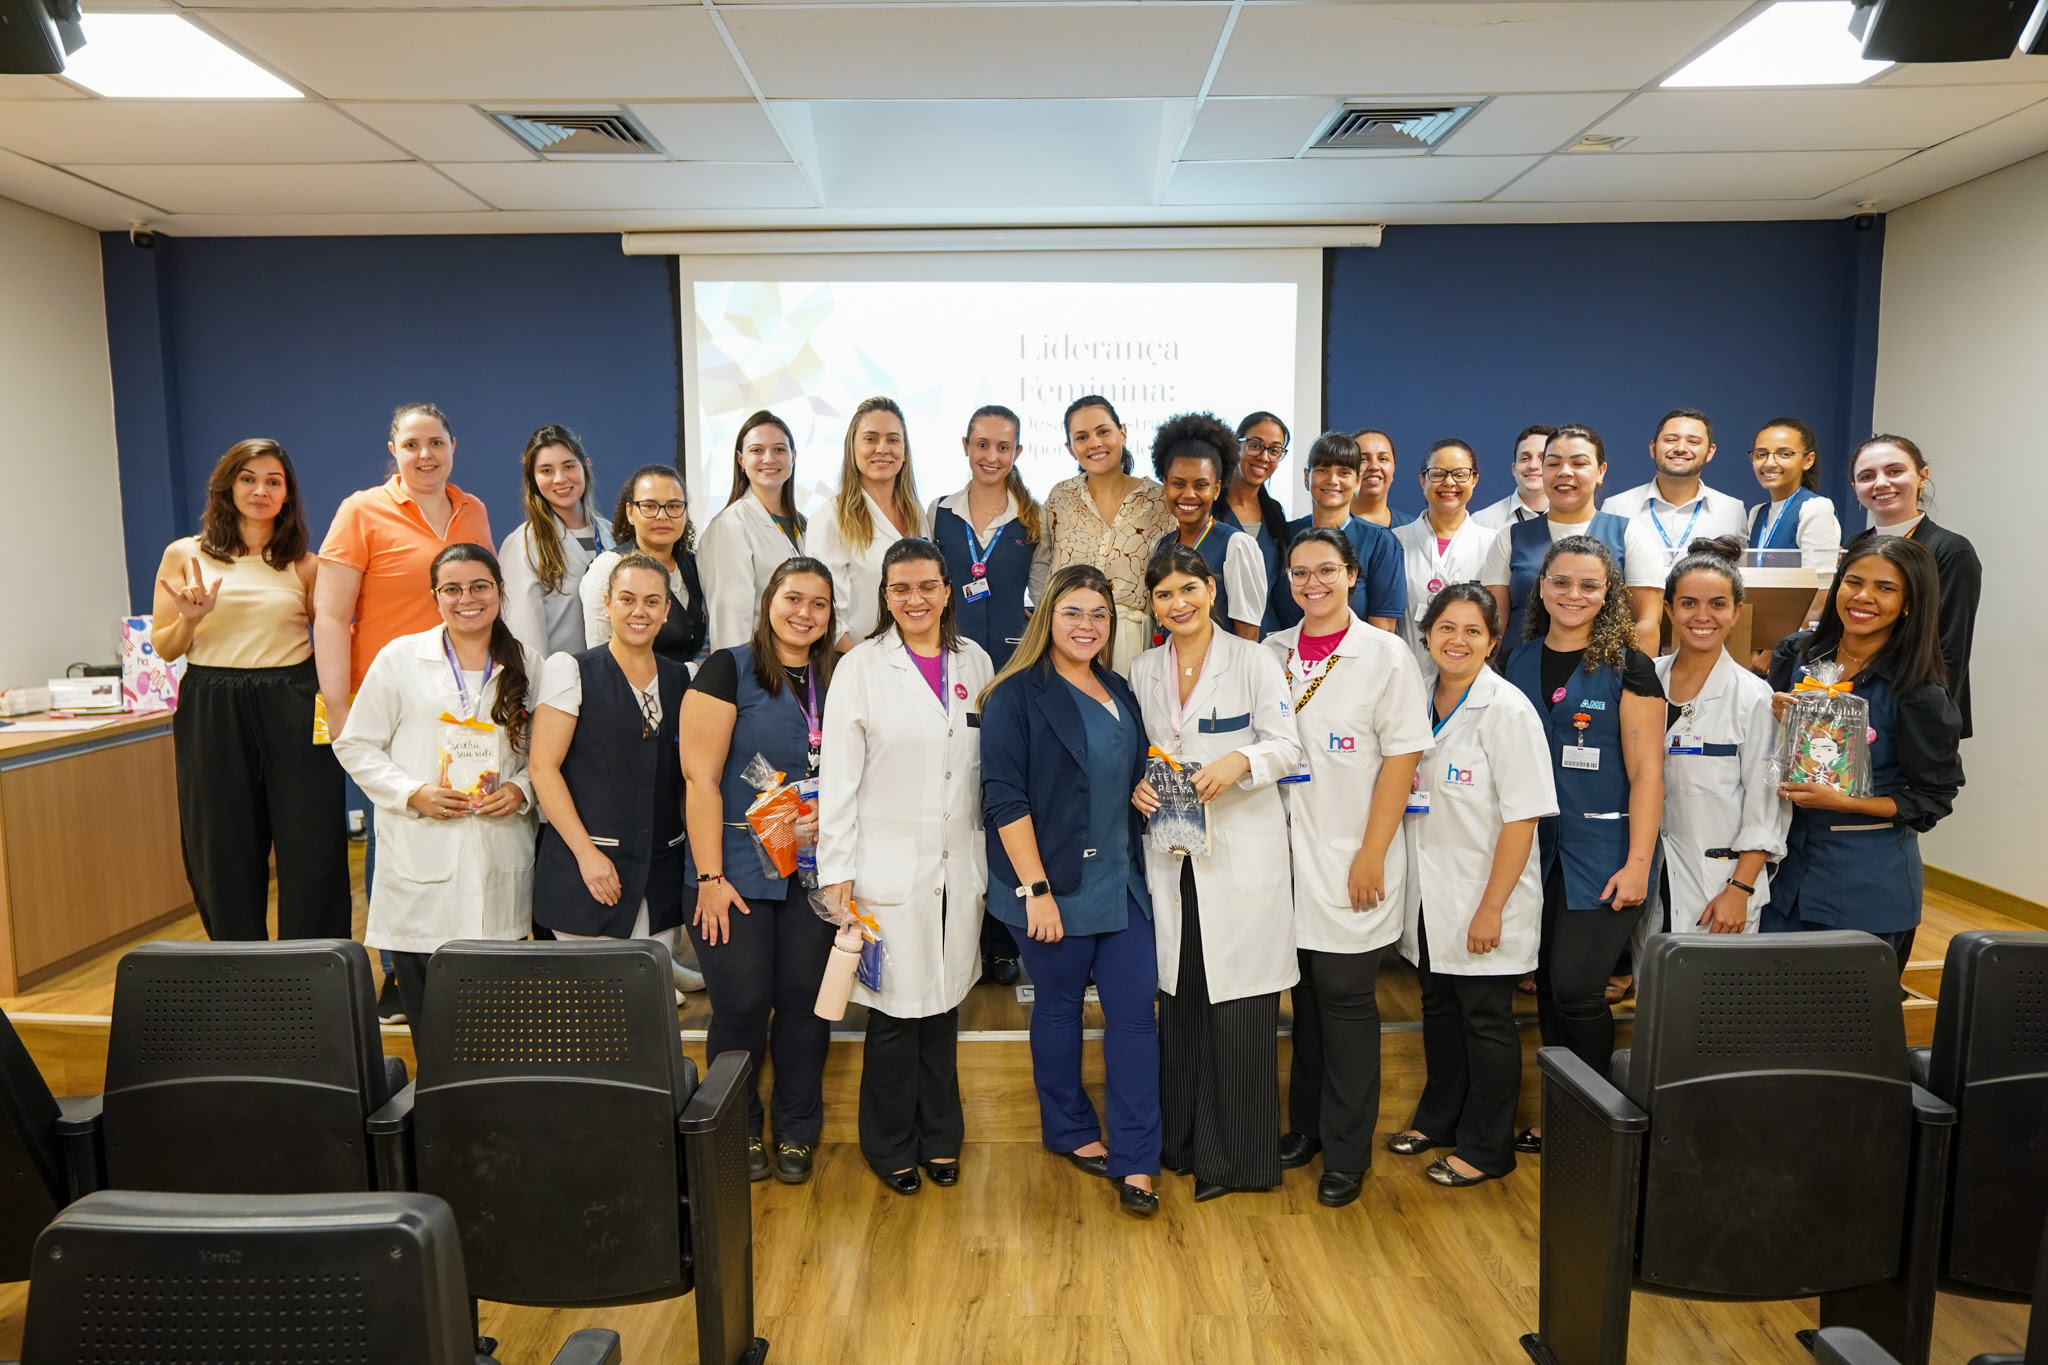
[1149, 411, 1240, 487]
[1523, 534, 1635, 672]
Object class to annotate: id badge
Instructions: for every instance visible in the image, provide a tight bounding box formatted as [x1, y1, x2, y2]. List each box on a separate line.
[962, 577, 992, 603]
[1668, 733, 1704, 756]
[1278, 757, 1312, 785]
[1562, 745, 1600, 771]
[1405, 789, 1431, 815]
[435, 713, 502, 797]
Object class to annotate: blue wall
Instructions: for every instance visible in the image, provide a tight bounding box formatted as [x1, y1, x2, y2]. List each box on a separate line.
[1325, 219, 1884, 522]
[104, 232, 681, 611]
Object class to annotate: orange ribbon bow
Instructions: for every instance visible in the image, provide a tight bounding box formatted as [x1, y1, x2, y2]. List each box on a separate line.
[1794, 675, 1855, 697]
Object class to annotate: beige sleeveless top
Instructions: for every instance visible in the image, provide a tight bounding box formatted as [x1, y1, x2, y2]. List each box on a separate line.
[186, 552, 313, 669]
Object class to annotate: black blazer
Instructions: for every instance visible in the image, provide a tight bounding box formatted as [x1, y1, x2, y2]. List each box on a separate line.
[979, 661, 1148, 896]
[1842, 516, 1980, 737]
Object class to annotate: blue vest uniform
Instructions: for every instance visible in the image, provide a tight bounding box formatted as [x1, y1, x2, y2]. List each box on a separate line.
[684, 644, 817, 903]
[930, 503, 1035, 665]
[1271, 514, 1406, 631]
[1749, 486, 1819, 551]
[1505, 511, 1630, 647]
[1154, 520, 1251, 638]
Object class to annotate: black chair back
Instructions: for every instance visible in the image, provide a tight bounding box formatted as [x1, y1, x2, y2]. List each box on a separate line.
[412, 939, 695, 1307]
[1929, 930, 2048, 1298]
[682, 1050, 764, 1365]
[101, 939, 397, 1193]
[0, 1011, 65, 1281]
[20, 1190, 475, 1364]
[1623, 931, 1913, 1298]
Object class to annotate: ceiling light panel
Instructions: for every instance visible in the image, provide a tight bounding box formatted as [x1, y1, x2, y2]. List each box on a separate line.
[1664, 2, 1894, 88]
[60, 15, 300, 99]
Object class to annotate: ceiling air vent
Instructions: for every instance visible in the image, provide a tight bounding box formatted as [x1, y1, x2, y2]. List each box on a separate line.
[1310, 103, 1477, 153]
[490, 110, 665, 158]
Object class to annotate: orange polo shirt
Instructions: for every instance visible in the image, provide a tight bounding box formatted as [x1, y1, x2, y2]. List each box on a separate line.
[319, 476, 493, 692]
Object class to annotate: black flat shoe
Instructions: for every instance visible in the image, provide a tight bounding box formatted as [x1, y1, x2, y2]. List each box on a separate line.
[746, 1136, 770, 1183]
[1513, 1129, 1543, 1155]
[983, 956, 1021, 987]
[1317, 1170, 1364, 1208]
[1426, 1156, 1498, 1188]
[1119, 1180, 1159, 1218]
[878, 1167, 921, 1195]
[1386, 1132, 1440, 1157]
[774, 1142, 815, 1184]
[922, 1160, 959, 1187]
[1052, 1147, 1110, 1179]
[1194, 1180, 1233, 1203]
[1278, 1131, 1321, 1170]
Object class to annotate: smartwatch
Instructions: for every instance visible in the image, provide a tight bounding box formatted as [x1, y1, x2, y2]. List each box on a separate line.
[1015, 879, 1051, 899]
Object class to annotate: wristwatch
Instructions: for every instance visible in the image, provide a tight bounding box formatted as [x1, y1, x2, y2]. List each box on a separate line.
[1015, 879, 1051, 899]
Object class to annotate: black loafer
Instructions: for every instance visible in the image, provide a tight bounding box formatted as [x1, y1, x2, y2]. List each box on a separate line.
[984, 957, 1021, 987]
[1317, 1170, 1365, 1207]
[1119, 1180, 1159, 1218]
[879, 1167, 921, 1195]
[1386, 1132, 1440, 1157]
[746, 1136, 770, 1183]
[1194, 1180, 1233, 1203]
[1426, 1156, 1498, 1188]
[922, 1160, 959, 1187]
[1513, 1129, 1543, 1155]
[774, 1142, 815, 1184]
[1278, 1131, 1322, 1170]
[1052, 1147, 1110, 1179]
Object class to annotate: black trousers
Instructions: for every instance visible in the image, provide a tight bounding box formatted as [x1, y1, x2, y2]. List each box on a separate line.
[390, 950, 431, 1047]
[1287, 945, 1385, 1175]
[858, 1006, 962, 1174]
[1411, 913, 1521, 1178]
[979, 908, 1016, 965]
[687, 881, 836, 1146]
[173, 661, 351, 942]
[1535, 865, 1643, 1076]
[1160, 859, 1281, 1190]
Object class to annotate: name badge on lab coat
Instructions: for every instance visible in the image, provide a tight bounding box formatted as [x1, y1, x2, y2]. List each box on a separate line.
[1668, 733, 1704, 756]
[1562, 745, 1600, 771]
[1279, 758, 1311, 785]
[1405, 769, 1430, 813]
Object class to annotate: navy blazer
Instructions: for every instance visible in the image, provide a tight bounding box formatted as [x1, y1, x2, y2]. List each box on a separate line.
[980, 660, 1150, 897]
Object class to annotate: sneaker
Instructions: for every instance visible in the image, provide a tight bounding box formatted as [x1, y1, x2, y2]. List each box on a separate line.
[376, 975, 407, 1025]
[673, 962, 706, 993]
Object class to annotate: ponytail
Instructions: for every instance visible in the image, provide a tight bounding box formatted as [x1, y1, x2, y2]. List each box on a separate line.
[1005, 467, 1044, 544]
[486, 618, 532, 754]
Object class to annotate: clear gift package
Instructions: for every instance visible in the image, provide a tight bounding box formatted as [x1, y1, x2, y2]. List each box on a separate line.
[1770, 662, 1872, 797]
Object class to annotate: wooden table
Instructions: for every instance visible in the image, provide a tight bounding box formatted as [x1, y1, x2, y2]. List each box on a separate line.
[0, 711, 189, 994]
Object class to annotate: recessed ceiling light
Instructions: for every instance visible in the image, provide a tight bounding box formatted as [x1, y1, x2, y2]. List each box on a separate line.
[1663, 1, 1893, 88]
[62, 14, 301, 99]
[1565, 134, 1634, 153]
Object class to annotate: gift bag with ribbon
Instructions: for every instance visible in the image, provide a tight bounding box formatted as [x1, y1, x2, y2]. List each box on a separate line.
[740, 753, 803, 881]
[1770, 662, 1872, 796]
[435, 713, 503, 798]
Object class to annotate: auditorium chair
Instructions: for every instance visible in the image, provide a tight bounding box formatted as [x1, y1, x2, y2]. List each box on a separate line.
[0, 1011, 75, 1281]
[55, 939, 408, 1198]
[1806, 1206, 2043, 1365]
[1519, 931, 1955, 1365]
[368, 939, 767, 1365]
[16, 1189, 624, 1364]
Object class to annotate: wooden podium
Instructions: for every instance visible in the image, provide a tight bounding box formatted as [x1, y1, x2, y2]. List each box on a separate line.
[1656, 549, 1822, 671]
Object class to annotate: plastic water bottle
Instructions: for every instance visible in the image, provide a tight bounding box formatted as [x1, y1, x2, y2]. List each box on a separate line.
[795, 777, 819, 887]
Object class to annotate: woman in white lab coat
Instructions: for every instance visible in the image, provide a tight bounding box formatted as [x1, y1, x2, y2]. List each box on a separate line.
[809, 396, 926, 650]
[334, 543, 543, 1037]
[1131, 542, 1304, 1201]
[1390, 583, 1555, 1187]
[1642, 536, 1787, 954]
[499, 423, 613, 659]
[1263, 527, 1430, 1208]
[818, 538, 992, 1194]
[1394, 439, 1497, 669]
[698, 410, 807, 651]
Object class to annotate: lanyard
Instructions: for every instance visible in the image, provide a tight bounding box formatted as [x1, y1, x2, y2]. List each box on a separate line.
[442, 630, 495, 721]
[1188, 517, 1218, 554]
[963, 519, 995, 579]
[788, 663, 821, 754]
[1423, 518, 1461, 593]
[907, 645, 949, 707]
[771, 511, 801, 552]
[1287, 648, 1342, 714]
[1648, 498, 1704, 550]
[1757, 496, 1795, 548]
[1431, 681, 1473, 737]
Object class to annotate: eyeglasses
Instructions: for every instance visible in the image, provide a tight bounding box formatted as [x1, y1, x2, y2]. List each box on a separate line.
[638, 686, 661, 740]
[1288, 563, 1351, 584]
[1242, 438, 1288, 459]
[1543, 575, 1607, 598]
[434, 581, 498, 601]
[630, 500, 688, 519]
[1054, 607, 1112, 626]
[1422, 467, 1476, 485]
[1749, 448, 1811, 461]
[884, 580, 946, 601]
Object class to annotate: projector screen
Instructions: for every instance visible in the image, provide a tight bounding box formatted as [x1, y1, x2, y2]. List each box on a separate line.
[676, 249, 1323, 523]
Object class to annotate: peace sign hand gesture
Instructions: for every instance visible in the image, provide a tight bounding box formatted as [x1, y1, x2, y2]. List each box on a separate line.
[157, 557, 222, 621]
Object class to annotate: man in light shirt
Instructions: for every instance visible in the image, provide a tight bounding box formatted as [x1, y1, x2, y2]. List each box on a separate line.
[1602, 408, 1750, 551]
[1471, 423, 1553, 532]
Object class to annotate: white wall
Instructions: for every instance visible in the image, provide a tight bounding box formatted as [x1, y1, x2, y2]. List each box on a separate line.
[0, 195, 128, 687]
[1874, 150, 2048, 904]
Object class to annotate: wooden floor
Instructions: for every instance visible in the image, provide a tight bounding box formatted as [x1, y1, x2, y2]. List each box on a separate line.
[0, 842, 2034, 1363]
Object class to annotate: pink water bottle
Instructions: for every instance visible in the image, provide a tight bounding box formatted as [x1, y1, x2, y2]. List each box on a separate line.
[814, 924, 865, 1020]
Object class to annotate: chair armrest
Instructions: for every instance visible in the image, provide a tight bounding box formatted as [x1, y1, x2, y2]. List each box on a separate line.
[1905, 1047, 1930, 1090]
[1609, 1048, 1632, 1095]
[1908, 1083, 1955, 1128]
[53, 1095, 104, 1201]
[1963, 1356, 2022, 1365]
[382, 1054, 409, 1099]
[1537, 1046, 1649, 1133]
[1813, 1327, 1904, 1365]
[547, 1329, 623, 1365]
[366, 1081, 416, 1192]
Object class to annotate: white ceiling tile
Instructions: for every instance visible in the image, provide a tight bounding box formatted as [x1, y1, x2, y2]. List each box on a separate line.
[334, 103, 533, 163]
[1181, 98, 1333, 161]
[0, 145, 158, 227]
[1587, 86, 2048, 153]
[1213, 3, 1751, 98]
[1438, 92, 1629, 156]
[1874, 54, 2048, 86]
[1495, 149, 1910, 202]
[0, 100, 404, 164]
[200, 10, 752, 102]
[62, 161, 487, 214]
[437, 160, 814, 212]
[1829, 100, 2048, 210]
[723, 6, 1228, 100]
[0, 76, 85, 100]
[1164, 155, 1538, 205]
[626, 102, 790, 162]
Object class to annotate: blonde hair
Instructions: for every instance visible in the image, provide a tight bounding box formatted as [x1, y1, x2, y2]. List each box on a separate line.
[834, 396, 925, 552]
[979, 565, 1115, 706]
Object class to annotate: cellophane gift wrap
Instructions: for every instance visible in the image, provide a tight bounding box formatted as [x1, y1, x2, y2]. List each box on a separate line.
[1770, 661, 1872, 797]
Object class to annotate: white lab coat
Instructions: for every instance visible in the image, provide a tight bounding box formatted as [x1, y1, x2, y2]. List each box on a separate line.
[698, 494, 805, 651]
[1399, 667, 1557, 977]
[499, 514, 612, 659]
[1393, 515, 1499, 668]
[1471, 493, 1544, 533]
[816, 627, 992, 1019]
[808, 490, 925, 646]
[1131, 629, 1304, 1003]
[1265, 616, 1433, 955]
[1648, 649, 1789, 935]
[333, 626, 542, 955]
